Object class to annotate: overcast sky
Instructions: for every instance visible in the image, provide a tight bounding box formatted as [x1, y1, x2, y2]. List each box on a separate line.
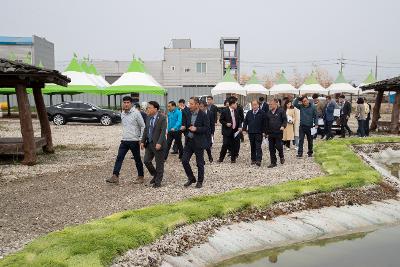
[2, 0, 400, 83]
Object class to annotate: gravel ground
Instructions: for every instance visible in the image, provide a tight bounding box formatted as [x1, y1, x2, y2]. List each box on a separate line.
[0, 118, 325, 258]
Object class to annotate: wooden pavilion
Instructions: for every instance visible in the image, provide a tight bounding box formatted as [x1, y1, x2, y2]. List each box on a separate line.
[361, 76, 400, 134]
[0, 58, 70, 165]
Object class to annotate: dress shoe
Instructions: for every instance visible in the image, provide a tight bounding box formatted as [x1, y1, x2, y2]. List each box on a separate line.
[171, 151, 178, 155]
[296, 154, 303, 158]
[255, 161, 261, 167]
[217, 159, 224, 163]
[280, 158, 285, 164]
[195, 182, 203, 188]
[267, 163, 277, 168]
[152, 183, 161, 188]
[251, 161, 256, 165]
[209, 157, 214, 163]
[150, 178, 155, 184]
[184, 179, 196, 187]
[106, 174, 119, 184]
[308, 153, 313, 157]
[133, 176, 144, 184]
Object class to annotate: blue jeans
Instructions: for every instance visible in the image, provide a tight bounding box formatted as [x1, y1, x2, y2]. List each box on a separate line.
[113, 141, 144, 177]
[358, 120, 366, 137]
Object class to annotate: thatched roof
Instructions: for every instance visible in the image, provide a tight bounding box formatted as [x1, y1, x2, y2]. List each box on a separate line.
[0, 58, 70, 88]
[360, 76, 400, 91]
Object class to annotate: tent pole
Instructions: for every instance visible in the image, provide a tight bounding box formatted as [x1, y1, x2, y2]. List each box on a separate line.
[61, 94, 65, 102]
[6, 94, 11, 116]
[114, 95, 117, 110]
[107, 95, 110, 109]
[49, 94, 53, 106]
[70, 95, 73, 101]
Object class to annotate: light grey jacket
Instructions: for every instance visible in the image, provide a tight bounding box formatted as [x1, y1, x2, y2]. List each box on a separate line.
[121, 108, 145, 141]
[355, 104, 366, 120]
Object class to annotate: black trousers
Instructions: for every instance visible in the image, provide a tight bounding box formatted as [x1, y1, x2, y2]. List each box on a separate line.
[340, 116, 352, 137]
[249, 133, 263, 162]
[143, 143, 165, 185]
[165, 130, 183, 160]
[182, 138, 205, 183]
[365, 118, 370, 136]
[298, 125, 313, 156]
[324, 120, 334, 139]
[205, 135, 213, 160]
[113, 140, 144, 177]
[284, 140, 291, 148]
[219, 134, 240, 161]
[268, 134, 284, 164]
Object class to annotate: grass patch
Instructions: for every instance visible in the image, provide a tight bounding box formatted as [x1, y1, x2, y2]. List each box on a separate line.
[1, 137, 399, 266]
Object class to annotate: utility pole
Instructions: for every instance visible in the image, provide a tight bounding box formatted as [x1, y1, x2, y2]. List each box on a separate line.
[340, 54, 344, 72]
[375, 55, 378, 80]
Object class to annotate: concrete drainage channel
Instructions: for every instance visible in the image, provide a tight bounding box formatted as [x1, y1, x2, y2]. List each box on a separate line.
[161, 198, 400, 267]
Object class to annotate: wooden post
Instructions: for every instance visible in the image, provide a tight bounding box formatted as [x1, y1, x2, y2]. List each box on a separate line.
[33, 86, 54, 153]
[370, 90, 384, 131]
[390, 90, 400, 134]
[15, 84, 37, 165]
[6, 94, 11, 116]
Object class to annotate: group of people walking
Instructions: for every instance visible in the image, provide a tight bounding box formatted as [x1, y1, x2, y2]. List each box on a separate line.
[106, 93, 367, 189]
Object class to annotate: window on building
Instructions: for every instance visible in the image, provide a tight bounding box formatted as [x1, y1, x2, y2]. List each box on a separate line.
[196, 63, 207, 73]
[184, 68, 190, 72]
[170, 66, 176, 71]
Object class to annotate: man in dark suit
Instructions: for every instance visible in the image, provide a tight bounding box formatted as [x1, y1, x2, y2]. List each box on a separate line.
[243, 99, 266, 166]
[265, 98, 287, 168]
[181, 97, 210, 188]
[140, 101, 167, 188]
[218, 97, 242, 163]
[207, 96, 218, 125]
[259, 96, 269, 113]
[200, 100, 215, 163]
[339, 95, 353, 138]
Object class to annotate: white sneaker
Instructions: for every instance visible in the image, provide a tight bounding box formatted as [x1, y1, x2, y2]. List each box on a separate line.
[286, 148, 290, 151]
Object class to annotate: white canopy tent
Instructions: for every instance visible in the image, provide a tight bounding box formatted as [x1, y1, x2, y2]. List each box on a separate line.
[211, 68, 246, 96]
[269, 71, 299, 95]
[244, 71, 269, 95]
[328, 71, 358, 95]
[298, 72, 329, 95]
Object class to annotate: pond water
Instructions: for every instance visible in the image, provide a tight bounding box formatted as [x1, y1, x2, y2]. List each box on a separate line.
[215, 225, 400, 267]
[370, 147, 400, 179]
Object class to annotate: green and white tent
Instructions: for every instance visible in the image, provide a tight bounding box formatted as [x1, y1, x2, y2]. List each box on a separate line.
[89, 63, 110, 88]
[358, 71, 377, 94]
[43, 55, 100, 95]
[104, 58, 166, 95]
[211, 67, 246, 96]
[244, 70, 268, 94]
[328, 71, 358, 95]
[298, 72, 328, 95]
[269, 71, 298, 95]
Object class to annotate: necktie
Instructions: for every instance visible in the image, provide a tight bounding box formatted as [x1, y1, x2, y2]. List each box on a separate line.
[231, 110, 236, 129]
[149, 117, 155, 142]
